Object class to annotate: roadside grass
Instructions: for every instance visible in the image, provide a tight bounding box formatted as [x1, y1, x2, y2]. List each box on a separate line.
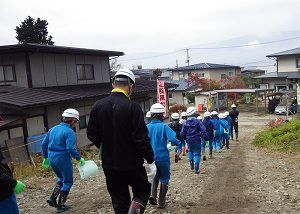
[252, 119, 300, 153]
[11, 150, 99, 180]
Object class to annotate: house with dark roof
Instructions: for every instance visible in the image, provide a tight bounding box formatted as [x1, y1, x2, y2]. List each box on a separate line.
[169, 63, 241, 81]
[241, 67, 265, 88]
[165, 79, 189, 105]
[254, 47, 300, 91]
[0, 44, 175, 162]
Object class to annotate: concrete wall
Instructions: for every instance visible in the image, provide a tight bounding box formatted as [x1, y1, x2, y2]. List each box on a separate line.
[0, 130, 9, 147]
[30, 53, 110, 88]
[277, 55, 300, 72]
[0, 53, 28, 87]
[260, 78, 295, 91]
[168, 91, 185, 105]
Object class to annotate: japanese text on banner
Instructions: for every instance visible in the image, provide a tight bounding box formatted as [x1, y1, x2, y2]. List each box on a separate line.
[157, 80, 167, 116]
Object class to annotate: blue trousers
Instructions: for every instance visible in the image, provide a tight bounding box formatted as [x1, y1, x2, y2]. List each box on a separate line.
[0, 194, 19, 214]
[154, 160, 170, 184]
[49, 152, 74, 192]
[188, 143, 201, 173]
[201, 139, 213, 154]
[213, 136, 221, 152]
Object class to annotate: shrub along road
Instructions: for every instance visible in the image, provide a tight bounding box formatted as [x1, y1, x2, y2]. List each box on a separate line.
[18, 113, 300, 214]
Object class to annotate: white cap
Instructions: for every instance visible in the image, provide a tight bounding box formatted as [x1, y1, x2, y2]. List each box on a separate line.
[171, 113, 180, 120]
[186, 107, 196, 116]
[197, 115, 202, 120]
[181, 112, 187, 117]
[150, 103, 165, 114]
[146, 111, 151, 118]
[114, 69, 135, 84]
[211, 111, 218, 115]
[204, 111, 211, 117]
[224, 111, 229, 116]
[62, 108, 80, 121]
[231, 104, 237, 108]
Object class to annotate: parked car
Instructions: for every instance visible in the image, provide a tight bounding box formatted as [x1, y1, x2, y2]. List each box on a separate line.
[274, 105, 287, 115]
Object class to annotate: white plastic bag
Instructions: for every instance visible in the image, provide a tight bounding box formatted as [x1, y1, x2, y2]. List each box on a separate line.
[77, 160, 99, 180]
[144, 162, 157, 183]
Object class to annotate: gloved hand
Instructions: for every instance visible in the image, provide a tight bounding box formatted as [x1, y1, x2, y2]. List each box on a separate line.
[13, 180, 26, 194]
[79, 157, 86, 166]
[224, 129, 229, 134]
[205, 141, 209, 146]
[42, 158, 50, 169]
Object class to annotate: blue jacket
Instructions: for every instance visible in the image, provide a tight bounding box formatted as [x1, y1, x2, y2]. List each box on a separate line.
[219, 119, 229, 134]
[147, 120, 181, 162]
[180, 117, 209, 145]
[202, 118, 214, 141]
[225, 116, 232, 130]
[42, 122, 81, 161]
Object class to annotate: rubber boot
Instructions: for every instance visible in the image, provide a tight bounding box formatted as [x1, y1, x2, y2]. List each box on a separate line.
[202, 149, 206, 161]
[182, 147, 185, 156]
[194, 163, 200, 175]
[189, 160, 194, 170]
[56, 191, 70, 213]
[235, 132, 238, 141]
[158, 183, 168, 209]
[47, 184, 61, 207]
[128, 199, 146, 214]
[209, 150, 213, 159]
[149, 177, 159, 205]
[226, 140, 230, 149]
[175, 152, 179, 163]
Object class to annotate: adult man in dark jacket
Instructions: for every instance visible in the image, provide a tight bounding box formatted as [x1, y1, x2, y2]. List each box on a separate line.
[229, 104, 239, 141]
[87, 69, 154, 214]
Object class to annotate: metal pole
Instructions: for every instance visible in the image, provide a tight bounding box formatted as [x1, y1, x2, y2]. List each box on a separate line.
[286, 79, 288, 120]
[264, 91, 267, 113]
[217, 92, 219, 112]
[256, 92, 259, 114]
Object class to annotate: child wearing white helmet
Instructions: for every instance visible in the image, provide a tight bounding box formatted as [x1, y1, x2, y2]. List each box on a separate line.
[201, 112, 214, 159]
[210, 111, 222, 153]
[179, 111, 187, 155]
[219, 113, 230, 149]
[169, 113, 184, 163]
[147, 103, 181, 208]
[42, 108, 85, 212]
[146, 111, 152, 124]
[229, 103, 239, 141]
[180, 107, 209, 175]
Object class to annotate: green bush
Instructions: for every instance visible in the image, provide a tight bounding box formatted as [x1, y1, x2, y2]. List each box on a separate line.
[252, 120, 300, 153]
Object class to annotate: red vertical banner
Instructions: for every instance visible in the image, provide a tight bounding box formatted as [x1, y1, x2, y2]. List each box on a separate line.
[157, 80, 167, 117]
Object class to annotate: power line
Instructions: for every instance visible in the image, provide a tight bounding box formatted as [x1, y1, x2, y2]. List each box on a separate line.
[189, 36, 300, 50]
[118, 36, 300, 62]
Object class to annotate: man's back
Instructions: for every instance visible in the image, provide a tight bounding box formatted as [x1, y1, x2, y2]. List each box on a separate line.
[87, 92, 153, 171]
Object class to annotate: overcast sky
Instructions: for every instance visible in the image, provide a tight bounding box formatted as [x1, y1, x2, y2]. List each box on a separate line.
[1, 0, 300, 69]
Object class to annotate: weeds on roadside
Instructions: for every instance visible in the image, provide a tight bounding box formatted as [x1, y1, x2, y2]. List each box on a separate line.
[252, 119, 300, 153]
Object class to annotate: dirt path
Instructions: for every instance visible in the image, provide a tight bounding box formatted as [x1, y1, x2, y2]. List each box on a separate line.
[18, 113, 300, 214]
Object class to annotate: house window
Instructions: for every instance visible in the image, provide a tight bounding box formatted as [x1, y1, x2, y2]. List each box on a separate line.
[179, 72, 184, 79]
[0, 65, 16, 82]
[296, 59, 300, 68]
[221, 74, 227, 79]
[79, 115, 87, 129]
[229, 71, 234, 76]
[168, 93, 173, 99]
[76, 64, 94, 80]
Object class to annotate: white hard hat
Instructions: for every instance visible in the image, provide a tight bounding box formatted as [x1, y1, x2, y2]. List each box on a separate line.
[146, 111, 151, 118]
[150, 103, 165, 114]
[171, 113, 180, 120]
[224, 111, 229, 116]
[219, 113, 225, 119]
[204, 111, 211, 117]
[186, 107, 196, 116]
[114, 69, 135, 85]
[197, 115, 202, 120]
[181, 112, 187, 117]
[211, 111, 218, 115]
[231, 104, 237, 108]
[62, 108, 80, 121]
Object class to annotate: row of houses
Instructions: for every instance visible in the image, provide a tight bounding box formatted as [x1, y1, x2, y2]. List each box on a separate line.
[0, 43, 176, 162]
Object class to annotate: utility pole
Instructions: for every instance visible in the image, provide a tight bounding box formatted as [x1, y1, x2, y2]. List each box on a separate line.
[176, 59, 178, 68]
[186, 48, 190, 66]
